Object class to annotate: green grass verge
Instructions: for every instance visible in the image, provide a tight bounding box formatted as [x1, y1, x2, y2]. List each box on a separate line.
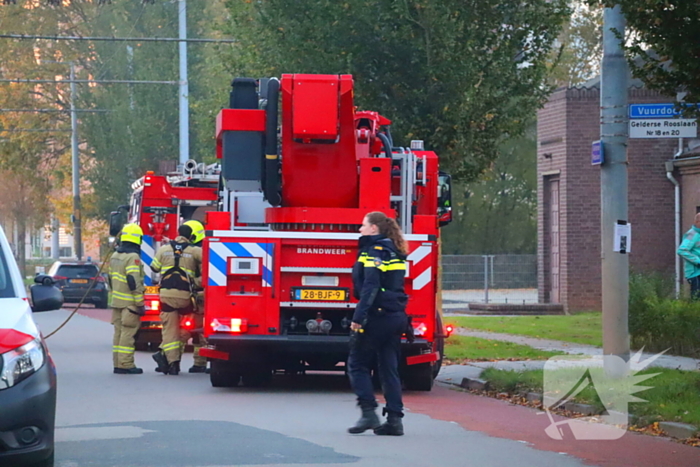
[450, 313, 602, 346]
[481, 367, 700, 427]
[444, 335, 564, 363]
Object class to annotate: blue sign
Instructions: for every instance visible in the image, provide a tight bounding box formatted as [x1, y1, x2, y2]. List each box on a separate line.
[591, 140, 603, 165]
[629, 103, 682, 119]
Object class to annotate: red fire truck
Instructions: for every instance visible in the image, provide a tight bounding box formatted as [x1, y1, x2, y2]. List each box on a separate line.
[109, 161, 220, 349]
[200, 74, 452, 390]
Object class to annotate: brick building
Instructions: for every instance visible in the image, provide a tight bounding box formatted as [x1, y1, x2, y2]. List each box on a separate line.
[537, 84, 686, 312]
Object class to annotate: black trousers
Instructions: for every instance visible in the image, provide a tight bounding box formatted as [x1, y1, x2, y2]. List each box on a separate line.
[347, 312, 407, 416]
[690, 276, 700, 300]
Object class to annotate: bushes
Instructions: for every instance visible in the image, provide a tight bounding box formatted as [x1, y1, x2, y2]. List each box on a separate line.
[629, 272, 700, 358]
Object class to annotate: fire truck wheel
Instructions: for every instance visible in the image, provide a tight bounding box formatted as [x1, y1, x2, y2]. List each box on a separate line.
[241, 368, 273, 387]
[210, 371, 242, 388]
[432, 337, 445, 379]
[403, 363, 434, 391]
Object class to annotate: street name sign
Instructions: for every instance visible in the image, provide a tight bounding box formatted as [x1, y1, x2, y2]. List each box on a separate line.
[629, 103, 697, 139]
[591, 140, 603, 165]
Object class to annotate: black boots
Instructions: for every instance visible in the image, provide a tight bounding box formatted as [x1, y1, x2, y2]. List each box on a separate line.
[188, 365, 207, 373]
[153, 351, 180, 375]
[374, 411, 404, 436]
[348, 406, 381, 434]
[152, 351, 169, 373]
[167, 361, 180, 375]
[114, 367, 143, 375]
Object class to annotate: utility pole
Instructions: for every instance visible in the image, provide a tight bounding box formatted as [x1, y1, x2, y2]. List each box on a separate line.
[70, 62, 82, 261]
[178, 0, 190, 165]
[600, 5, 630, 365]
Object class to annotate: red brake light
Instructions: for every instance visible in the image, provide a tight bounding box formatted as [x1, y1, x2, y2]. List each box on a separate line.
[445, 324, 454, 337]
[91, 276, 106, 283]
[150, 300, 159, 311]
[53, 275, 67, 281]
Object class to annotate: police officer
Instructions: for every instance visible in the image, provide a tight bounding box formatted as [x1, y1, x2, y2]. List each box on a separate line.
[150, 222, 203, 375]
[108, 223, 146, 374]
[347, 211, 409, 436]
[182, 220, 208, 373]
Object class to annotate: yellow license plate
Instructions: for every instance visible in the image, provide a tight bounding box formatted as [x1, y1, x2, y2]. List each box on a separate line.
[70, 279, 88, 284]
[145, 286, 160, 294]
[294, 289, 348, 301]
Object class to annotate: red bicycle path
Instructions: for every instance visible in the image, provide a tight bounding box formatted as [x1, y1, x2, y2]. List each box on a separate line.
[77, 306, 699, 467]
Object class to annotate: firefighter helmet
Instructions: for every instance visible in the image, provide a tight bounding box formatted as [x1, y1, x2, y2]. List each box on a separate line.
[183, 220, 205, 244]
[120, 223, 143, 245]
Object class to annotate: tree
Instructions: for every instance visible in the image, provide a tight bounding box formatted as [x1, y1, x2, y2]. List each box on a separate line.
[598, 0, 700, 109]
[550, 1, 603, 87]
[0, 5, 74, 269]
[219, 0, 570, 181]
[441, 122, 537, 254]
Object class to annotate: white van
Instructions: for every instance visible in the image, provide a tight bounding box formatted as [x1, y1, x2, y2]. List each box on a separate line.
[0, 225, 63, 467]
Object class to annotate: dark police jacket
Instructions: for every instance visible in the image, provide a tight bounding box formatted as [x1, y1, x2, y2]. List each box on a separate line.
[352, 235, 408, 324]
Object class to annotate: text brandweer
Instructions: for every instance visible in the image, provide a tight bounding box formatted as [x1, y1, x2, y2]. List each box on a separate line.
[297, 248, 348, 255]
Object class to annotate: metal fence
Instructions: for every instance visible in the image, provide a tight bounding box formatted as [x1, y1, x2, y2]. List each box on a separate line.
[441, 254, 538, 305]
[442, 254, 537, 290]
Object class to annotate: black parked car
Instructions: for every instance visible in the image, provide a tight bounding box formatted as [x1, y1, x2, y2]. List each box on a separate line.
[47, 261, 109, 308]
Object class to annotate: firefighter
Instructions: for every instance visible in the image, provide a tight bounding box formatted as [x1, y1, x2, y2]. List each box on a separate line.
[108, 223, 146, 375]
[182, 219, 208, 373]
[347, 211, 409, 436]
[150, 223, 203, 375]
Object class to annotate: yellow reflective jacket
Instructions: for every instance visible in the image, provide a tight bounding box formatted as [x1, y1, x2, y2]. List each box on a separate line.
[151, 236, 203, 302]
[108, 245, 145, 309]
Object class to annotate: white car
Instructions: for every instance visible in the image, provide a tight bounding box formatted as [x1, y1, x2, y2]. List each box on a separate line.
[0, 225, 63, 467]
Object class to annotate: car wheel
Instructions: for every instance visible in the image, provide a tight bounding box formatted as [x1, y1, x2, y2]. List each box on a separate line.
[96, 297, 109, 309]
[29, 451, 54, 467]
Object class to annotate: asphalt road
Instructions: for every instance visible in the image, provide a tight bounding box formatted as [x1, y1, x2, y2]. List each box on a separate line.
[34, 307, 699, 467]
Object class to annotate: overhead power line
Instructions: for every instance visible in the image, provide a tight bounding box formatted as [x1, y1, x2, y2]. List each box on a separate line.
[0, 33, 237, 43]
[0, 78, 178, 85]
[0, 129, 72, 132]
[0, 108, 110, 113]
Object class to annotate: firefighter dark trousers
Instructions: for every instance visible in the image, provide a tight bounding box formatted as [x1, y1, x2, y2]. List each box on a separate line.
[112, 307, 140, 369]
[347, 312, 407, 416]
[160, 311, 184, 364]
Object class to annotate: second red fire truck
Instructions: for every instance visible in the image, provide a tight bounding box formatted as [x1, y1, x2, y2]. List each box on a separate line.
[110, 161, 220, 349]
[199, 74, 453, 390]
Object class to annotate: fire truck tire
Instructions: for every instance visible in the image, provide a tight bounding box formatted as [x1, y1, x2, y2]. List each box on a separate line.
[432, 336, 445, 379]
[241, 368, 273, 387]
[403, 363, 434, 391]
[210, 371, 242, 388]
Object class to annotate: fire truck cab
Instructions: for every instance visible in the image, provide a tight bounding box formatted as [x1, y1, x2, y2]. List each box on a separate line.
[200, 74, 452, 390]
[110, 161, 220, 349]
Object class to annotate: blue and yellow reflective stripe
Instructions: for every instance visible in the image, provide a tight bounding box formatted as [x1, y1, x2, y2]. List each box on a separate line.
[161, 341, 182, 352]
[358, 255, 406, 271]
[112, 345, 135, 354]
